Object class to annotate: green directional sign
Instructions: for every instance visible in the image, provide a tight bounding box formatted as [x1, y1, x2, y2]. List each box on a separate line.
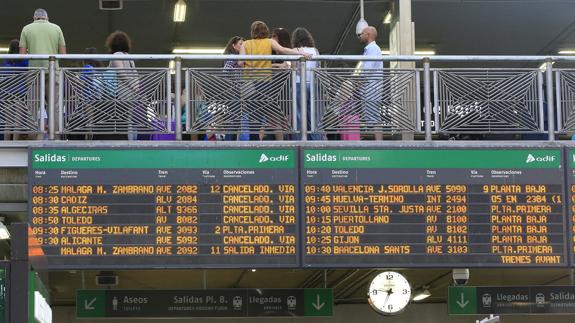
[449, 286, 575, 315]
[76, 290, 105, 318]
[448, 287, 477, 315]
[77, 289, 332, 318]
[304, 289, 333, 316]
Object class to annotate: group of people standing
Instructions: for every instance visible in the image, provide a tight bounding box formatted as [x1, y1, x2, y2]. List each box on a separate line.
[2, 9, 385, 141]
[222, 21, 320, 140]
[2, 8, 140, 140]
[221, 21, 383, 141]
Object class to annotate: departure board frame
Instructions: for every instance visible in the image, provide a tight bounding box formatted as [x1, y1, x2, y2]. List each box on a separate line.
[300, 146, 568, 268]
[28, 147, 300, 269]
[564, 146, 575, 267]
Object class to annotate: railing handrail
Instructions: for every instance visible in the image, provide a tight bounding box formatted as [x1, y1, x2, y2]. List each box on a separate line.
[1, 54, 573, 141]
[0, 54, 303, 61]
[2, 54, 575, 62]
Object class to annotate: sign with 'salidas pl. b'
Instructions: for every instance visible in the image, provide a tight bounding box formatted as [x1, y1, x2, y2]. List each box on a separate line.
[76, 289, 333, 318]
[449, 286, 575, 315]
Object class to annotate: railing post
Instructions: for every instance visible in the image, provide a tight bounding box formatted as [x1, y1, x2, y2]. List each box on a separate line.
[310, 67, 316, 136]
[300, 57, 308, 141]
[185, 70, 190, 133]
[175, 57, 182, 141]
[423, 58, 432, 141]
[39, 70, 46, 134]
[58, 69, 64, 135]
[545, 58, 556, 141]
[48, 56, 56, 140]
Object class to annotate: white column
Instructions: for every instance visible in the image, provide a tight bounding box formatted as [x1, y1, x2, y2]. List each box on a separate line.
[389, 0, 416, 139]
[389, 0, 415, 69]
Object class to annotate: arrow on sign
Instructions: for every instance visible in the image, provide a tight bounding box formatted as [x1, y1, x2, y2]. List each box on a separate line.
[456, 293, 469, 309]
[312, 294, 325, 310]
[84, 298, 97, 310]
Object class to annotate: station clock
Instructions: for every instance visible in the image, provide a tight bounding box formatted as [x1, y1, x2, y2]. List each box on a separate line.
[367, 271, 411, 315]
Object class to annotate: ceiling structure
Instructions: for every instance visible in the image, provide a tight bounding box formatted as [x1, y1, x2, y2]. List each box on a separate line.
[2, 0, 575, 311]
[1, 0, 575, 57]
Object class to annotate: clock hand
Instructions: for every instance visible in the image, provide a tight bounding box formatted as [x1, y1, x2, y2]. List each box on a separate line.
[382, 288, 393, 305]
[383, 291, 391, 305]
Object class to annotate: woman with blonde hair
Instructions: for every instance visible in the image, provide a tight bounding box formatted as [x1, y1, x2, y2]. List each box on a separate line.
[239, 21, 311, 140]
[239, 21, 305, 69]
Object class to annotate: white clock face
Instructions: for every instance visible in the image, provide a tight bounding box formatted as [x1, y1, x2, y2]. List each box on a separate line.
[367, 271, 411, 315]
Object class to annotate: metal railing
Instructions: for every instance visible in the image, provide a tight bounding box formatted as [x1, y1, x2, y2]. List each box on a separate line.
[60, 67, 170, 136]
[434, 68, 544, 133]
[555, 69, 575, 133]
[0, 67, 44, 134]
[0, 54, 574, 141]
[312, 68, 420, 134]
[186, 68, 296, 135]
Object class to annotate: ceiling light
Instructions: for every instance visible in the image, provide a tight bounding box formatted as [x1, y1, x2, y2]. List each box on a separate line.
[356, 18, 368, 36]
[173, 0, 187, 23]
[0, 222, 9, 240]
[412, 288, 431, 301]
[383, 11, 392, 24]
[0, 47, 8, 53]
[251, 269, 257, 272]
[355, 0, 368, 35]
[559, 50, 575, 55]
[172, 48, 224, 54]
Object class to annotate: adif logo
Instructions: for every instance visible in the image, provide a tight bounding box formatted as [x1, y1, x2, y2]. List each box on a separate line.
[526, 153, 556, 163]
[259, 153, 288, 163]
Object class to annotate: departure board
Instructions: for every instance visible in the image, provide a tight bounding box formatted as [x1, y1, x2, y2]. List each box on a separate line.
[29, 148, 299, 269]
[302, 148, 567, 267]
[567, 148, 575, 266]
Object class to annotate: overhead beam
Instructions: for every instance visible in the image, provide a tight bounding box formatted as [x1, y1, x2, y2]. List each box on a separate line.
[331, 4, 360, 56]
[537, 17, 575, 55]
[335, 269, 376, 300]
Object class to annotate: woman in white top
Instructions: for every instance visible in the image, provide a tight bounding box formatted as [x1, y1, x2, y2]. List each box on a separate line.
[291, 28, 322, 140]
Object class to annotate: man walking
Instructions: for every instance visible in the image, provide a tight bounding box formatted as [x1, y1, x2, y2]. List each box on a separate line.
[358, 26, 384, 140]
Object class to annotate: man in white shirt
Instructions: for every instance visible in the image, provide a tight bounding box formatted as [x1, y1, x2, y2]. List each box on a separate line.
[359, 26, 384, 140]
